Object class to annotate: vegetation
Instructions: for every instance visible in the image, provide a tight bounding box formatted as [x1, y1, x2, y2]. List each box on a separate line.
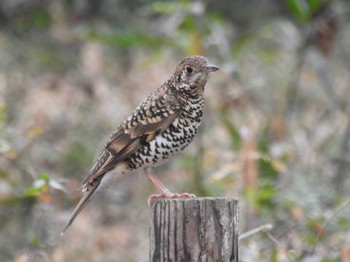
[0, 0, 349, 261]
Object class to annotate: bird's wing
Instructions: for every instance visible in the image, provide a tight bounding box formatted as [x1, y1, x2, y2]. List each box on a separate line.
[62, 111, 177, 233]
[81, 90, 179, 187]
[62, 88, 179, 233]
[82, 111, 178, 186]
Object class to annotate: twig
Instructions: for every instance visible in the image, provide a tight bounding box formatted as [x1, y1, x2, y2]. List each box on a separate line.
[334, 117, 350, 193]
[239, 223, 273, 240]
[312, 199, 350, 254]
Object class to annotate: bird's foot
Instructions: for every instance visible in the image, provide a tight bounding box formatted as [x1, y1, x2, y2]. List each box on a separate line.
[148, 192, 196, 206]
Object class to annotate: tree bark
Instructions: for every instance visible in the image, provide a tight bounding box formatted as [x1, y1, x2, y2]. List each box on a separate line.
[150, 198, 239, 262]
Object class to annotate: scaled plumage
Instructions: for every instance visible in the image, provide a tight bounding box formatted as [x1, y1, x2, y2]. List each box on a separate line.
[62, 56, 219, 233]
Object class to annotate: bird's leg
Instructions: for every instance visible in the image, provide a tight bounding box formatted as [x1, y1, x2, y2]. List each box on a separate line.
[144, 167, 171, 194]
[144, 167, 195, 205]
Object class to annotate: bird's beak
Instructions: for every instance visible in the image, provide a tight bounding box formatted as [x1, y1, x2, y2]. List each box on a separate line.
[206, 64, 220, 72]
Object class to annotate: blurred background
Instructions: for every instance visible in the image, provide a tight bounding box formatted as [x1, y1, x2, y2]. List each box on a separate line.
[0, 0, 350, 261]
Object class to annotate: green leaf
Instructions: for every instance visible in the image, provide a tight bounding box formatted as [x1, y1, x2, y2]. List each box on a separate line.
[178, 15, 196, 33]
[30, 237, 45, 248]
[33, 8, 50, 29]
[149, 2, 179, 13]
[270, 248, 278, 262]
[24, 172, 50, 196]
[259, 156, 278, 181]
[284, 0, 310, 22]
[24, 186, 46, 197]
[308, 0, 321, 13]
[336, 217, 350, 230]
[38, 172, 49, 183]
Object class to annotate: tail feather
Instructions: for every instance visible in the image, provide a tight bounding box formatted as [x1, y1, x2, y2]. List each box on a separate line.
[62, 149, 113, 234]
[61, 178, 102, 234]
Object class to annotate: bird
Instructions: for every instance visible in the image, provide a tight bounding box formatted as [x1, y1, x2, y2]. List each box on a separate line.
[62, 55, 219, 233]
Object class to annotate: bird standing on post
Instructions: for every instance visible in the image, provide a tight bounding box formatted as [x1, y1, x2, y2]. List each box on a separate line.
[62, 56, 219, 233]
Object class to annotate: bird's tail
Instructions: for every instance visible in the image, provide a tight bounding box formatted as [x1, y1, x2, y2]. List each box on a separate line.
[61, 178, 102, 234]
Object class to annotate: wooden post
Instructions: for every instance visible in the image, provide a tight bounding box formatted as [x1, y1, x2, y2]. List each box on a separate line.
[150, 198, 239, 262]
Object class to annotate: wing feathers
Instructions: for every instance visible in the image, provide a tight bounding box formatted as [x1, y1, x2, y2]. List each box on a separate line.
[63, 89, 179, 232]
[80, 93, 179, 189]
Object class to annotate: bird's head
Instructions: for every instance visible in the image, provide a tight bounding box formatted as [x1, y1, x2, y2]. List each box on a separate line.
[172, 56, 219, 93]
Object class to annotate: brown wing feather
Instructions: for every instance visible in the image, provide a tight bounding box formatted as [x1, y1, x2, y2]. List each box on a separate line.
[80, 86, 179, 189]
[62, 87, 179, 233]
[81, 112, 177, 186]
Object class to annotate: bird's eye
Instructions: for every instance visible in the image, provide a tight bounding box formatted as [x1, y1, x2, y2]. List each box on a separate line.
[186, 66, 193, 74]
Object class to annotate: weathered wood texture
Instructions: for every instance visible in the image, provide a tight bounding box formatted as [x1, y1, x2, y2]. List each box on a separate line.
[150, 198, 239, 262]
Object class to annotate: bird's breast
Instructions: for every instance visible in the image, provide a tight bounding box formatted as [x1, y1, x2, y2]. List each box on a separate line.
[125, 97, 204, 170]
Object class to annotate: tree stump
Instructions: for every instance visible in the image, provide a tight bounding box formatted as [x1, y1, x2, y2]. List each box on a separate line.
[150, 198, 239, 262]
